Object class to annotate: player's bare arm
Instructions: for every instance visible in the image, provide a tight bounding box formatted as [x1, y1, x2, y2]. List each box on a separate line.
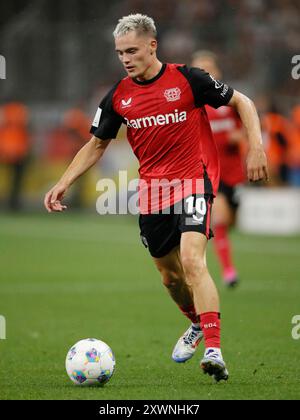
[228, 90, 269, 182]
[44, 136, 111, 213]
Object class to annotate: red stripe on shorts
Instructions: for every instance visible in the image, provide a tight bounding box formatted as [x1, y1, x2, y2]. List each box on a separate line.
[206, 198, 212, 238]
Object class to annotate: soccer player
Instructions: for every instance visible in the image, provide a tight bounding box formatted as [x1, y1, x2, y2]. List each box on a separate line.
[191, 51, 246, 287]
[44, 14, 268, 382]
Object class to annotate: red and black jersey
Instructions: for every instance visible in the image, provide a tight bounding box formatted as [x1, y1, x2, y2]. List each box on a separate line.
[90, 63, 234, 213]
[205, 105, 245, 187]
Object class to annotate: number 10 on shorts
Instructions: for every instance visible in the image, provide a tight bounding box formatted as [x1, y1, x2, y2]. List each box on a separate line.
[185, 195, 207, 225]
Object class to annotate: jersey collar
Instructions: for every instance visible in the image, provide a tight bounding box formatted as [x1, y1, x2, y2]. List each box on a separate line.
[132, 63, 167, 85]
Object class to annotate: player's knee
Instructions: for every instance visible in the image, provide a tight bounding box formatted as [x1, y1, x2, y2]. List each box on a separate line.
[181, 255, 206, 282]
[160, 269, 183, 290]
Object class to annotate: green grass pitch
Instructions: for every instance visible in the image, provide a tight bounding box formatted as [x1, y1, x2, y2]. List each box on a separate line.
[0, 212, 299, 400]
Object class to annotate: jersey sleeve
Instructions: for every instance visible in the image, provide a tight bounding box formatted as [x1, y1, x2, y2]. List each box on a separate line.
[178, 66, 234, 109]
[90, 82, 124, 140]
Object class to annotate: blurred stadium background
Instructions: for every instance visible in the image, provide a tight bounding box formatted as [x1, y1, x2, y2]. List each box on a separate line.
[1, 0, 300, 400]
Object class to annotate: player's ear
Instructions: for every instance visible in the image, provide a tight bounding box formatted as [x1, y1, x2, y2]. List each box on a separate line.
[149, 39, 157, 55]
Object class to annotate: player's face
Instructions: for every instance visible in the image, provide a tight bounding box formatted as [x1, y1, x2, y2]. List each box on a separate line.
[115, 31, 157, 79]
[192, 57, 222, 80]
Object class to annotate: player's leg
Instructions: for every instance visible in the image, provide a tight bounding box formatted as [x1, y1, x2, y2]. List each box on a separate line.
[139, 212, 199, 324]
[212, 190, 239, 287]
[180, 232, 219, 315]
[153, 246, 194, 315]
[180, 231, 228, 381]
[153, 246, 203, 362]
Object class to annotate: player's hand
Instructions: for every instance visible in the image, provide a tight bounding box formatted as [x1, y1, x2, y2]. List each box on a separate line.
[44, 183, 68, 213]
[246, 147, 269, 182]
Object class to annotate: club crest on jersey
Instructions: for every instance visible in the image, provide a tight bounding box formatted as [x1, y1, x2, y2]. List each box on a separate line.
[121, 98, 132, 108]
[164, 88, 181, 102]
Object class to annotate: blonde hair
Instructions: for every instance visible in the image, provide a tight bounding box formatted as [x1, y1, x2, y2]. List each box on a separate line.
[113, 14, 157, 39]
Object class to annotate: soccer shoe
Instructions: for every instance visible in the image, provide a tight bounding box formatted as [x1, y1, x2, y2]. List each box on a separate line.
[224, 276, 239, 288]
[200, 348, 229, 382]
[223, 268, 239, 289]
[172, 325, 203, 363]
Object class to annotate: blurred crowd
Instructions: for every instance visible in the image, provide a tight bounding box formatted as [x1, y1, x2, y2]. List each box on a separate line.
[260, 102, 300, 187]
[1, 0, 299, 103]
[0, 102, 91, 211]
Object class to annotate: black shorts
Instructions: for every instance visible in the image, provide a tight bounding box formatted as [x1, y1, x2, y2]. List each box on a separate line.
[139, 194, 214, 258]
[218, 181, 241, 210]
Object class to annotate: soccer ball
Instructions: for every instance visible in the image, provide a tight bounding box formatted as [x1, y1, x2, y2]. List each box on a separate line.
[65, 338, 116, 386]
